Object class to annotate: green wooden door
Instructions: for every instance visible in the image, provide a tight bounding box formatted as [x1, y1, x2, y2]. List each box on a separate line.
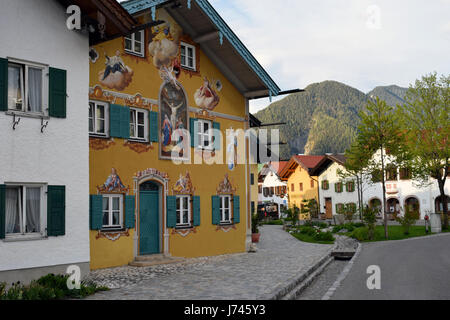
[139, 190, 159, 255]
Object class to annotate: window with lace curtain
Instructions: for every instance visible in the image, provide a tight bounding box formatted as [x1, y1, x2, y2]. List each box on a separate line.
[5, 185, 44, 236]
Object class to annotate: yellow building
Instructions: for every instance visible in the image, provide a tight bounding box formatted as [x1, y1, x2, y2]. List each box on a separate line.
[87, 1, 284, 269]
[279, 155, 324, 219]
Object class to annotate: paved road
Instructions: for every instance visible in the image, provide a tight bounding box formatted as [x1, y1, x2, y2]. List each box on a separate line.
[332, 233, 450, 300]
[86, 225, 332, 300]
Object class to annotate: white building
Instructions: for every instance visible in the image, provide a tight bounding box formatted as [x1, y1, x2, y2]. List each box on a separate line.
[312, 152, 449, 220]
[258, 161, 288, 217]
[0, 0, 135, 283]
[362, 149, 449, 220]
[312, 155, 359, 219]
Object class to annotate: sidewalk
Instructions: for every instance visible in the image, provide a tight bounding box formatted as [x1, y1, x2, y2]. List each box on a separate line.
[85, 225, 333, 300]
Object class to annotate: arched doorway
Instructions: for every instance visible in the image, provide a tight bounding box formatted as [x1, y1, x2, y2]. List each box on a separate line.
[404, 197, 420, 219]
[139, 180, 161, 256]
[369, 198, 382, 218]
[435, 195, 450, 213]
[387, 198, 400, 220]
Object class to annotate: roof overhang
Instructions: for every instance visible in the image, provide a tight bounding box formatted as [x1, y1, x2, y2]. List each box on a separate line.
[121, 0, 284, 98]
[57, 0, 138, 44]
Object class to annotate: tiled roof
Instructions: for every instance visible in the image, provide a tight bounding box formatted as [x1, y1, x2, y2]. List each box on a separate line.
[270, 161, 288, 176]
[294, 155, 325, 169]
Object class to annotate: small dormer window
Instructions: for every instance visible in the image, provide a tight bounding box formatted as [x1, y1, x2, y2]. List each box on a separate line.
[180, 42, 196, 70]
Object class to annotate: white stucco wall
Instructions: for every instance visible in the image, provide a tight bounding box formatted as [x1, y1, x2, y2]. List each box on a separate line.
[360, 150, 448, 219]
[318, 162, 359, 216]
[258, 168, 288, 211]
[0, 0, 89, 271]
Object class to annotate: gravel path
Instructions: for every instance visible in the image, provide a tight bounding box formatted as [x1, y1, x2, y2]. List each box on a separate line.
[85, 225, 333, 300]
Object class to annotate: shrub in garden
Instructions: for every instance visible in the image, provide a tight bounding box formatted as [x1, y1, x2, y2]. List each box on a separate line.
[362, 205, 377, 240]
[314, 231, 334, 242]
[0, 274, 107, 300]
[395, 208, 418, 235]
[352, 227, 369, 241]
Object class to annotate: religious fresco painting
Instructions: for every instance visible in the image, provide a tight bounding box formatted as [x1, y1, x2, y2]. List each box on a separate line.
[148, 10, 182, 83]
[226, 128, 238, 171]
[194, 76, 221, 111]
[98, 50, 134, 91]
[159, 80, 189, 160]
[97, 168, 129, 193]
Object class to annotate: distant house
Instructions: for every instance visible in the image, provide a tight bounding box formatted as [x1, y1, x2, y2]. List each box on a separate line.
[310, 154, 359, 219]
[362, 149, 450, 220]
[258, 161, 288, 217]
[279, 155, 324, 219]
[0, 0, 135, 283]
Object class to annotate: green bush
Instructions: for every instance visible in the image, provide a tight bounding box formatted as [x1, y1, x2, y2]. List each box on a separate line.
[351, 227, 369, 241]
[314, 231, 334, 242]
[0, 273, 108, 300]
[299, 226, 317, 236]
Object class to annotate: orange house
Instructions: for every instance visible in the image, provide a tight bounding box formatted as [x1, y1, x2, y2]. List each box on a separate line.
[279, 155, 324, 219]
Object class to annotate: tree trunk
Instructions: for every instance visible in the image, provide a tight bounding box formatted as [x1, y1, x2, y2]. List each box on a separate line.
[380, 147, 388, 239]
[438, 179, 448, 230]
[356, 175, 362, 220]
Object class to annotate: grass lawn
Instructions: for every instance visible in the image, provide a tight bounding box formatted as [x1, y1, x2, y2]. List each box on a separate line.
[354, 225, 440, 242]
[291, 232, 335, 244]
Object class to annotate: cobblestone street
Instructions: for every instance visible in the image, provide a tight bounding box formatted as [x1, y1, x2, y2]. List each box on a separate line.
[85, 225, 333, 300]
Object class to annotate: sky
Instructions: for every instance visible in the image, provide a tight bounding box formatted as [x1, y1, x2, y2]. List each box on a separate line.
[119, 0, 450, 113]
[208, 0, 450, 113]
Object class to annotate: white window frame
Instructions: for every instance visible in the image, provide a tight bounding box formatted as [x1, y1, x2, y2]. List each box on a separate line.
[124, 30, 145, 57]
[7, 58, 49, 117]
[102, 194, 124, 230]
[176, 195, 191, 227]
[219, 195, 232, 224]
[4, 183, 46, 240]
[89, 100, 109, 137]
[197, 119, 213, 150]
[180, 42, 196, 71]
[129, 107, 148, 142]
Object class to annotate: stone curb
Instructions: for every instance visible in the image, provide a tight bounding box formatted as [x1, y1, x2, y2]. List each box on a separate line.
[260, 246, 334, 300]
[281, 256, 334, 300]
[321, 241, 362, 300]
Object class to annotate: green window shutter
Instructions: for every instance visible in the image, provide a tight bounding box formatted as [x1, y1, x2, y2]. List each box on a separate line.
[47, 186, 65, 236]
[149, 111, 158, 142]
[334, 183, 338, 193]
[213, 121, 221, 151]
[211, 196, 220, 225]
[0, 58, 7, 111]
[48, 68, 67, 118]
[125, 195, 135, 229]
[110, 104, 130, 138]
[121, 105, 130, 139]
[233, 195, 240, 224]
[89, 195, 103, 230]
[166, 196, 177, 228]
[190, 118, 199, 147]
[0, 185, 5, 239]
[109, 104, 121, 138]
[193, 196, 200, 226]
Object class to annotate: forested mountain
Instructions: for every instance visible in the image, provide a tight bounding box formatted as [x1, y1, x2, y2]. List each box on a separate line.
[255, 81, 407, 159]
[367, 85, 408, 107]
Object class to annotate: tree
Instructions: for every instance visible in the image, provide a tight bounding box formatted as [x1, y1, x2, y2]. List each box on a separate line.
[397, 73, 450, 229]
[340, 142, 371, 219]
[350, 98, 406, 239]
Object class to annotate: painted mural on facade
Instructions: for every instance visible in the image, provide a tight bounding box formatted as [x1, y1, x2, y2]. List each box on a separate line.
[159, 80, 189, 160]
[194, 77, 220, 110]
[98, 50, 134, 91]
